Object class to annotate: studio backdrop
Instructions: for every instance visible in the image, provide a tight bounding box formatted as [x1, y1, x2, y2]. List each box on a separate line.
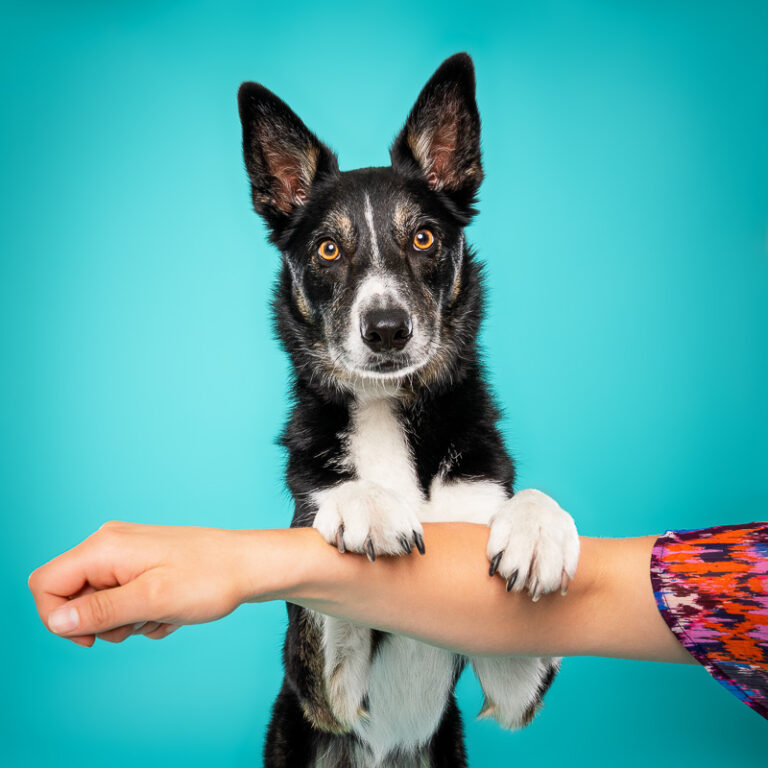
[1, 1, 766, 765]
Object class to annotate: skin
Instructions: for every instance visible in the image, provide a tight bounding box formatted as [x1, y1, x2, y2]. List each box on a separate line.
[28, 522, 694, 664]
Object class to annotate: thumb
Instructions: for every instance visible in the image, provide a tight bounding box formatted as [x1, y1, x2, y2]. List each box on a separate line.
[47, 578, 155, 636]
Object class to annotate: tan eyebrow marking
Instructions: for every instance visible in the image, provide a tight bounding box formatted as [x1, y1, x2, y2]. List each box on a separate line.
[393, 199, 422, 243]
[317, 207, 357, 257]
[325, 208, 354, 242]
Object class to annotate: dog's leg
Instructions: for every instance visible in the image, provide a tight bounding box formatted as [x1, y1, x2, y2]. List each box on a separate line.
[470, 655, 560, 730]
[486, 489, 580, 599]
[280, 604, 359, 738]
[471, 490, 576, 728]
[319, 614, 373, 730]
[312, 478, 424, 560]
[263, 681, 318, 768]
[311, 478, 423, 730]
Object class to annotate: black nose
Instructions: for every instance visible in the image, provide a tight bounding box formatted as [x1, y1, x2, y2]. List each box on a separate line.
[361, 308, 413, 352]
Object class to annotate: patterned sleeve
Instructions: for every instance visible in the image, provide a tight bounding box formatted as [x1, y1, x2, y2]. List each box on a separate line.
[650, 523, 768, 720]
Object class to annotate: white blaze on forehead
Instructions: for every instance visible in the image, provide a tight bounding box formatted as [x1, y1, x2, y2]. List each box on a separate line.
[363, 192, 381, 266]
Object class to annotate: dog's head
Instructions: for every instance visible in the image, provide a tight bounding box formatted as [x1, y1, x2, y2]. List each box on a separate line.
[238, 53, 484, 396]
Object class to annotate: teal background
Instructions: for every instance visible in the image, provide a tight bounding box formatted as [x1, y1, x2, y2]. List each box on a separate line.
[2, 0, 766, 765]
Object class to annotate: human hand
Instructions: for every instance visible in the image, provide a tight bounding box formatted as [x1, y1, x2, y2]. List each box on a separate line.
[28, 521, 270, 647]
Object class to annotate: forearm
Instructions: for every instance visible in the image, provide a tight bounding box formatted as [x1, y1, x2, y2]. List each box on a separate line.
[31, 520, 693, 664]
[243, 523, 693, 663]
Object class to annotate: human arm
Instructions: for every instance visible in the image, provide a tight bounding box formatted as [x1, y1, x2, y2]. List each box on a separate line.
[28, 521, 693, 663]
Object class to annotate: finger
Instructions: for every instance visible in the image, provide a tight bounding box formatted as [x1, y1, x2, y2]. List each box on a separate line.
[29, 536, 127, 633]
[68, 635, 96, 648]
[46, 576, 156, 637]
[29, 532, 121, 602]
[145, 623, 180, 640]
[35, 584, 100, 641]
[136, 621, 162, 636]
[96, 623, 143, 644]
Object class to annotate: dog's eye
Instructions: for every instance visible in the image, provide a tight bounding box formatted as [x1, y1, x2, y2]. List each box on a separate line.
[413, 229, 434, 251]
[318, 240, 341, 261]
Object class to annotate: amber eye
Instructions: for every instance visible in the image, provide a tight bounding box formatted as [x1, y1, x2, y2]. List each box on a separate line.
[318, 239, 340, 261]
[413, 229, 435, 251]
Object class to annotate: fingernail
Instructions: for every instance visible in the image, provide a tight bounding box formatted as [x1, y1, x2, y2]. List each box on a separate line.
[49, 605, 79, 634]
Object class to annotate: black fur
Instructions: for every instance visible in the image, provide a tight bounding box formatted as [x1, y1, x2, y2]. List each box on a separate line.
[238, 53, 553, 768]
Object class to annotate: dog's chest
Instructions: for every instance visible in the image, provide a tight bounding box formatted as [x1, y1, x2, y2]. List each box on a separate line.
[344, 397, 423, 508]
[344, 396, 507, 524]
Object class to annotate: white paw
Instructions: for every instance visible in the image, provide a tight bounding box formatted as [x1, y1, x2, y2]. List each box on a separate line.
[313, 479, 425, 560]
[486, 489, 579, 600]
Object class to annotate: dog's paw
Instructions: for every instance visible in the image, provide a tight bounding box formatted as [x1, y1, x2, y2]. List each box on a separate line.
[486, 489, 579, 600]
[313, 479, 424, 560]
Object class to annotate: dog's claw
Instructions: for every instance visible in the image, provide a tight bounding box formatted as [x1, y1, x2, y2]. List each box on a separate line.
[489, 551, 503, 578]
[505, 569, 518, 592]
[477, 697, 497, 720]
[560, 568, 570, 596]
[530, 581, 542, 602]
[335, 525, 346, 554]
[364, 536, 376, 563]
[413, 531, 426, 555]
[399, 535, 412, 555]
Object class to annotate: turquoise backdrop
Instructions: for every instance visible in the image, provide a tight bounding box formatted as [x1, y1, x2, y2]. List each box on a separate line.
[2, 1, 766, 765]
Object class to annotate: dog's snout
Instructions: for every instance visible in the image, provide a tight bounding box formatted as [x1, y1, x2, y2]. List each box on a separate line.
[361, 308, 412, 352]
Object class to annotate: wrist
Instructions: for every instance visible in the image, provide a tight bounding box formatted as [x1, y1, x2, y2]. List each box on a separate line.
[234, 527, 330, 605]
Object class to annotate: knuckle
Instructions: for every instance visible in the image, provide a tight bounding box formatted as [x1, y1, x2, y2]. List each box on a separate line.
[142, 576, 167, 614]
[88, 591, 114, 628]
[99, 520, 125, 530]
[27, 568, 40, 591]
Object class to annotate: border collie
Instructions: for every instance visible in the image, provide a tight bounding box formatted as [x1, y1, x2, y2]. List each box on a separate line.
[237, 53, 580, 768]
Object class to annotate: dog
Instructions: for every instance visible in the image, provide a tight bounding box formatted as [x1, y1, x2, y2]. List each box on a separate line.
[237, 53, 580, 768]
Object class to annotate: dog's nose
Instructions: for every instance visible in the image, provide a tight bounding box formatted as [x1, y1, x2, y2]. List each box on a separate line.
[361, 308, 412, 352]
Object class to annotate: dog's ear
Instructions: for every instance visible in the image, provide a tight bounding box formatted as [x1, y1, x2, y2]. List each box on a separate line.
[390, 53, 483, 220]
[238, 82, 338, 239]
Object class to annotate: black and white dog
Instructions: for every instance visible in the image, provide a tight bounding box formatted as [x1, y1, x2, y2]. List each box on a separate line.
[238, 53, 580, 768]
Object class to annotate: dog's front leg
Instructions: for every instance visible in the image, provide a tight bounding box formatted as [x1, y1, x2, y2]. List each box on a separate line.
[472, 490, 578, 729]
[470, 655, 561, 730]
[316, 614, 373, 730]
[486, 489, 579, 600]
[313, 478, 425, 560]
[310, 479, 424, 729]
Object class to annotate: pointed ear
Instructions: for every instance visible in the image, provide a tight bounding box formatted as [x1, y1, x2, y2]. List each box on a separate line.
[238, 82, 338, 238]
[390, 53, 483, 219]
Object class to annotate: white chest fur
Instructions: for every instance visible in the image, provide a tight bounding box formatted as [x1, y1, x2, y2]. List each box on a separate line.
[345, 396, 423, 509]
[346, 395, 507, 523]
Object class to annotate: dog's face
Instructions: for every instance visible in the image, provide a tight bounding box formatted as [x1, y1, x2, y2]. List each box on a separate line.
[238, 54, 483, 393]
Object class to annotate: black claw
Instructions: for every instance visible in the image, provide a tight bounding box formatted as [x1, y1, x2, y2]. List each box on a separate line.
[335, 525, 346, 554]
[489, 551, 503, 578]
[506, 569, 519, 592]
[413, 531, 426, 555]
[364, 536, 376, 563]
[399, 535, 412, 554]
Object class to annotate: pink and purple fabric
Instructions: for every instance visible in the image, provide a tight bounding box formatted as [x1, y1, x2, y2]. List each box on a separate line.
[651, 523, 768, 720]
